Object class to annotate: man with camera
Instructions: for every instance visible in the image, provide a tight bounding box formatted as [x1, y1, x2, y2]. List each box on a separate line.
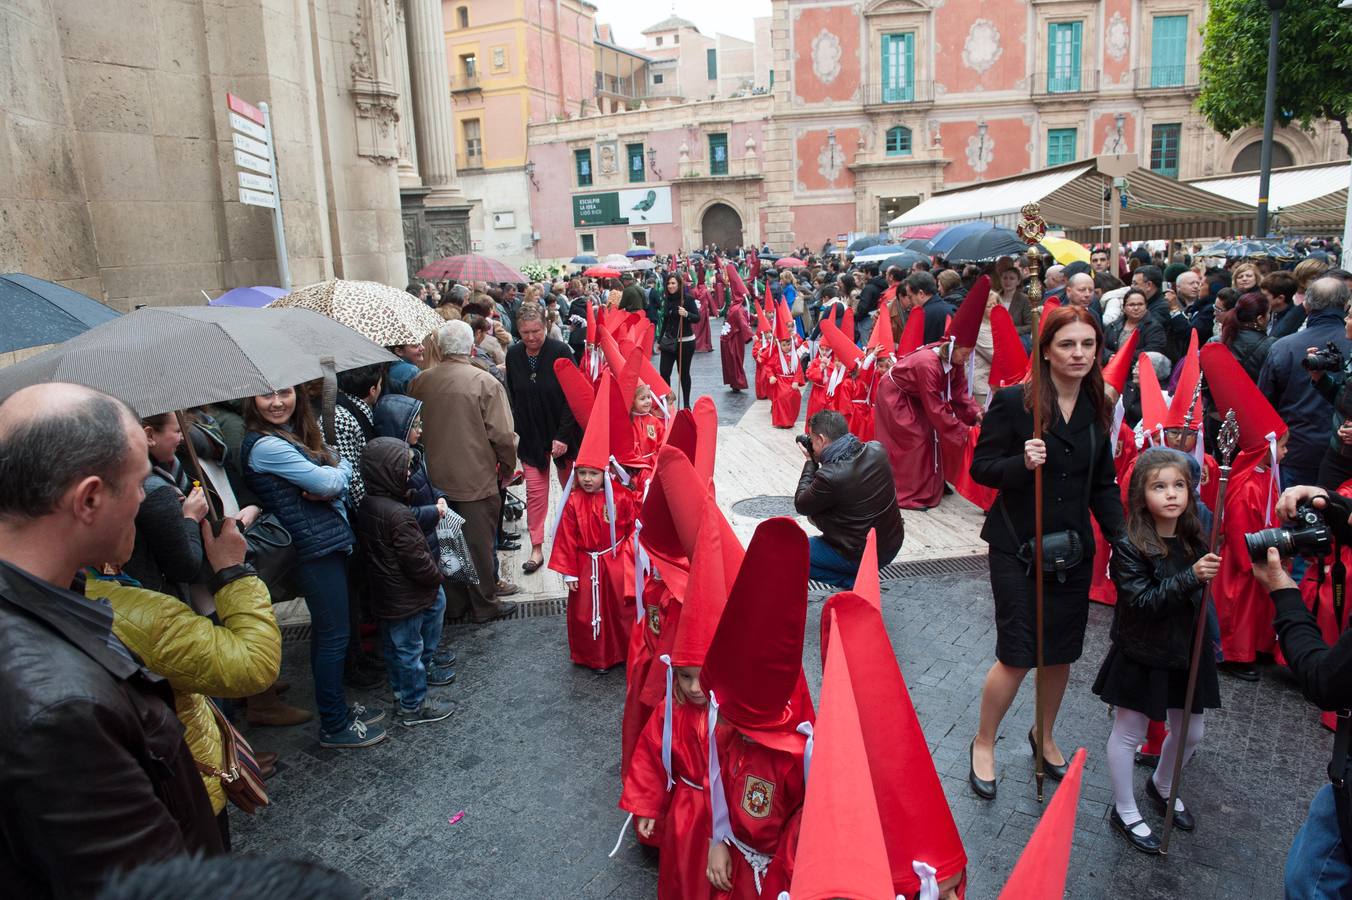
[1258, 276, 1352, 490]
[793, 409, 904, 587]
[1250, 484, 1352, 897]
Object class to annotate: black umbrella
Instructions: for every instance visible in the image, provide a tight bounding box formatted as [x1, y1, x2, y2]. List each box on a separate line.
[847, 233, 888, 252]
[899, 238, 933, 253]
[880, 249, 929, 271]
[758, 249, 781, 260]
[1199, 239, 1301, 260]
[1, 273, 122, 354]
[942, 226, 1031, 264]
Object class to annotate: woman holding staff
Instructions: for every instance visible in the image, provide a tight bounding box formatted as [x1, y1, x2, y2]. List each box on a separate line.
[966, 304, 1127, 799]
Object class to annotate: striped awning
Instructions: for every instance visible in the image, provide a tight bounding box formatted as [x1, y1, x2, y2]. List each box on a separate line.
[1192, 162, 1352, 233]
[889, 159, 1257, 242]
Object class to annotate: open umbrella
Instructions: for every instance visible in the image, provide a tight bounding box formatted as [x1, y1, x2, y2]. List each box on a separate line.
[625, 246, 656, 258]
[898, 224, 945, 240]
[880, 249, 929, 270]
[416, 253, 527, 283]
[584, 266, 623, 279]
[898, 238, 933, 252]
[758, 249, 780, 260]
[1039, 237, 1091, 265]
[927, 221, 997, 257]
[852, 243, 900, 261]
[1199, 238, 1301, 260]
[1, 273, 122, 354]
[207, 286, 288, 309]
[776, 257, 807, 268]
[570, 254, 599, 265]
[847, 234, 888, 252]
[0, 306, 394, 417]
[267, 279, 442, 347]
[942, 226, 1030, 264]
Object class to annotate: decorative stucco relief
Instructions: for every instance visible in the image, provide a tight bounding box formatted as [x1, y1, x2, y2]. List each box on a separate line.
[962, 20, 1002, 75]
[1105, 12, 1130, 62]
[811, 30, 843, 84]
[966, 131, 994, 174]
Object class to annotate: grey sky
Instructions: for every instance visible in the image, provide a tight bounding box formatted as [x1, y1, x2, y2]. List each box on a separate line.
[591, 0, 772, 48]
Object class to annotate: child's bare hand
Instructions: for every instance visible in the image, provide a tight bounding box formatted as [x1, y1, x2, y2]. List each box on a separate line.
[1192, 552, 1221, 583]
[707, 842, 733, 892]
[636, 817, 655, 839]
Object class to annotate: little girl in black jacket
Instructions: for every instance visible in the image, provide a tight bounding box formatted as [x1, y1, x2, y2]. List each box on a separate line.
[1093, 448, 1222, 855]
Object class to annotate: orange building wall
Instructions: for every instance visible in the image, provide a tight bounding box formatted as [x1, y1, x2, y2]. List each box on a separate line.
[790, 203, 856, 247]
[790, 5, 861, 103]
[1100, 0, 1134, 88]
[794, 127, 860, 192]
[1092, 112, 1137, 155]
[939, 118, 1032, 183]
[933, 3, 1027, 94]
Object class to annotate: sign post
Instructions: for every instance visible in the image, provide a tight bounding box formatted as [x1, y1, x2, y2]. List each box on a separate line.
[227, 93, 291, 291]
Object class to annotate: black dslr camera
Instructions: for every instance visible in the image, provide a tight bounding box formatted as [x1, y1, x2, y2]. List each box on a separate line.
[1302, 341, 1345, 374]
[1245, 504, 1333, 561]
[796, 433, 815, 459]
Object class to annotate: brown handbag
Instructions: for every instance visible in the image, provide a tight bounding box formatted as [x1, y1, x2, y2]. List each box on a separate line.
[195, 698, 270, 815]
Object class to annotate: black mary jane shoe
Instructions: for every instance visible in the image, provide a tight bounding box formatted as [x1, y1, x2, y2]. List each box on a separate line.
[1111, 808, 1162, 854]
[1028, 730, 1069, 781]
[1145, 776, 1195, 832]
[968, 740, 997, 800]
[1219, 661, 1260, 682]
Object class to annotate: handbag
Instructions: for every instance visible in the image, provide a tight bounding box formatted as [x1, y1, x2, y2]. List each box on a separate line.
[790, 295, 805, 317]
[243, 513, 297, 600]
[436, 508, 479, 584]
[998, 423, 1098, 584]
[658, 333, 677, 354]
[196, 698, 270, 814]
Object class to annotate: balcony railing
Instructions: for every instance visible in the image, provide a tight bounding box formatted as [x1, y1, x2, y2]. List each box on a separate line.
[451, 73, 481, 92]
[1031, 70, 1100, 98]
[1133, 65, 1200, 92]
[676, 155, 761, 179]
[861, 81, 935, 107]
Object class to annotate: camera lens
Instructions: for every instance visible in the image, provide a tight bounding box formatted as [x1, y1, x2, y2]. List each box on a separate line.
[1245, 527, 1292, 563]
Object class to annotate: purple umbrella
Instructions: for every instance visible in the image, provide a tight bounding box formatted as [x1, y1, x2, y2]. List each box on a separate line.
[209, 286, 289, 308]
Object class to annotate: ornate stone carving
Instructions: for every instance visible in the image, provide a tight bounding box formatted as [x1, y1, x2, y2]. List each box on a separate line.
[1105, 12, 1129, 62]
[962, 20, 1002, 75]
[429, 220, 469, 259]
[817, 140, 845, 183]
[598, 142, 617, 175]
[810, 29, 843, 84]
[351, 0, 401, 164]
[966, 131, 994, 174]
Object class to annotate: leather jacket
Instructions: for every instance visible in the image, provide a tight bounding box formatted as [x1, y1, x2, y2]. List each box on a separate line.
[1108, 536, 1204, 670]
[794, 439, 904, 562]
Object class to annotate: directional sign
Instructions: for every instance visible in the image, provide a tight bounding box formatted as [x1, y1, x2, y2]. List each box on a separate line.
[239, 187, 276, 209]
[234, 149, 270, 175]
[226, 91, 290, 288]
[227, 93, 265, 126]
[229, 111, 268, 143]
[232, 132, 268, 159]
[238, 171, 274, 193]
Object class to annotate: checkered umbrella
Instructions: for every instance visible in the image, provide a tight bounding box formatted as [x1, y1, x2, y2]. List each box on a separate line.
[416, 253, 527, 283]
[268, 279, 442, 347]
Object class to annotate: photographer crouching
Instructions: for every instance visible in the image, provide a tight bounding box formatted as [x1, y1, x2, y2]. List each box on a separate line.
[1250, 484, 1352, 897]
[793, 409, 904, 587]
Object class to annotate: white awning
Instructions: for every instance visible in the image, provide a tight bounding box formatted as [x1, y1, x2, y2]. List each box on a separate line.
[888, 165, 1091, 229]
[1186, 162, 1349, 213]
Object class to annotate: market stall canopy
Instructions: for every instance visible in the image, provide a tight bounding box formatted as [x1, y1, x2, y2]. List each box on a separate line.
[888, 157, 1257, 242]
[1186, 161, 1350, 234]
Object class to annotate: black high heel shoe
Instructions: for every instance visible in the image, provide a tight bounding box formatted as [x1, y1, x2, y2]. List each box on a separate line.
[968, 739, 996, 800]
[1028, 730, 1069, 781]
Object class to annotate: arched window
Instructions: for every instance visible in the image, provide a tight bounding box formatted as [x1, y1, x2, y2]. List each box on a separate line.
[456, 6, 468, 28]
[1231, 139, 1293, 173]
[885, 126, 912, 157]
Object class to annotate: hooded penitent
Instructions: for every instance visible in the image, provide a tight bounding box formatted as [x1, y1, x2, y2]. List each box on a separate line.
[996, 749, 1086, 900]
[864, 297, 895, 361]
[1101, 324, 1141, 396]
[945, 274, 990, 349]
[896, 303, 926, 357]
[554, 357, 595, 428]
[1199, 341, 1287, 456]
[819, 317, 863, 371]
[987, 303, 1030, 390]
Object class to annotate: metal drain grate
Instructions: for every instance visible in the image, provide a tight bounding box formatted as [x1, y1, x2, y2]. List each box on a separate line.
[280, 623, 312, 643]
[730, 495, 797, 518]
[444, 596, 568, 625]
[807, 554, 988, 595]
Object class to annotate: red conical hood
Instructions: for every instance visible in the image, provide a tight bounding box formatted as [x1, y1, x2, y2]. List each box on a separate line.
[988, 303, 1030, 388]
[820, 317, 863, 371]
[618, 346, 645, 411]
[755, 299, 771, 335]
[576, 372, 615, 471]
[693, 396, 719, 484]
[822, 592, 968, 894]
[841, 306, 856, 344]
[866, 299, 895, 357]
[851, 529, 880, 610]
[1166, 330, 1202, 430]
[1200, 342, 1287, 451]
[946, 275, 990, 349]
[1137, 352, 1169, 436]
[726, 262, 747, 298]
[639, 445, 705, 597]
[703, 517, 810, 750]
[997, 748, 1086, 900]
[670, 499, 742, 666]
[1036, 297, 1061, 336]
[597, 323, 625, 374]
[585, 298, 597, 345]
[1101, 325, 1140, 394]
[601, 321, 670, 399]
[787, 612, 897, 900]
[897, 305, 927, 356]
[775, 300, 793, 341]
[663, 408, 697, 463]
[553, 357, 594, 427]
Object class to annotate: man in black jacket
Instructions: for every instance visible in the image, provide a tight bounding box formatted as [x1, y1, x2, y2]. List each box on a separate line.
[904, 270, 954, 345]
[1132, 265, 1190, 364]
[856, 264, 887, 330]
[793, 410, 905, 587]
[0, 383, 223, 897]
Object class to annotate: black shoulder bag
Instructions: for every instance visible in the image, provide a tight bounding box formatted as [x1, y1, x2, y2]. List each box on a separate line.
[998, 424, 1098, 584]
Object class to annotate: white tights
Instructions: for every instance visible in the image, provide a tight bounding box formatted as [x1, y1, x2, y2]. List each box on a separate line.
[1107, 707, 1205, 835]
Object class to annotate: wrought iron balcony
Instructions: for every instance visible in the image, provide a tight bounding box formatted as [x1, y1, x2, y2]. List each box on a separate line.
[1031, 70, 1100, 98]
[1133, 65, 1200, 92]
[861, 81, 935, 108]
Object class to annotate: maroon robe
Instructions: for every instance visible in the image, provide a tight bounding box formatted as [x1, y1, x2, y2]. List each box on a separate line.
[1212, 448, 1281, 663]
[721, 300, 751, 390]
[549, 486, 637, 669]
[875, 343, 981, 510]
[693, 285, 714, 352]
[766, 345, 805, 429]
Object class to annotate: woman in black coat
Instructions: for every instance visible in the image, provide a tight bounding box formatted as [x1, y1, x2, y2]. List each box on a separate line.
[657, 273, 700, 409]
[965, 304, 1127, 800]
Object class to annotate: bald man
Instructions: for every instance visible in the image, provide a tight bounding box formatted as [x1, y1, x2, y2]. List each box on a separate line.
[1065, 272, 1095, 308]
[0, 383, 223, 895]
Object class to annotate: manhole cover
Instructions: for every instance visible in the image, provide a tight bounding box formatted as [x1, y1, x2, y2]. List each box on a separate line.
[731, 495, 797, 518]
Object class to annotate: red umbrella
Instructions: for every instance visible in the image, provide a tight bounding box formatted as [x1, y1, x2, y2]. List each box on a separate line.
[583, 266, 622, 278]
[776, 257, 807, 268]
[416, 253, 526, 283]
[899, 224, 944, 239]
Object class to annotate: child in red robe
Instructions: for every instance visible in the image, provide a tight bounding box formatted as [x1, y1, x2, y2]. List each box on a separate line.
[766, 303, 805, 429]
[549, 373, 637, 671]
[804, 345, 850, 432]
[752, 303, 774, 400]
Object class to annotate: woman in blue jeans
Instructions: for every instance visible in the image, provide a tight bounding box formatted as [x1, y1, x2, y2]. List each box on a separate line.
[242, 387, 388, 749]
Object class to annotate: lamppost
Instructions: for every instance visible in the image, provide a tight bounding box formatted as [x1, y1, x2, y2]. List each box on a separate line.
[1256, 0, 1285, 236]
[1112, 113, 1126, 155]
[647, 146, 662, 180]
[826, 126, 839, 181]
[976, 119, 988, 181]
[525, 160, 539, 191]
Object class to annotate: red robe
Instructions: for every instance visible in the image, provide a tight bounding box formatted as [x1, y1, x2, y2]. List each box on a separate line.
[1088, 423, 1141, 605]
[721, 302, 752, 390]
[1211, 450, 1281, 663]
[713, 729, 806, 900]
[874, 345, 981, 510]
[548, 487, 637, 669]
[629, 413, 667, 495]
[753, 336, 772, 400]
[804, 356, 850, 433]
[766, 347, 805, 429]
[621, 699, 714, 900]
[694, 286, 715, 352]
[846, 364, 880, 443]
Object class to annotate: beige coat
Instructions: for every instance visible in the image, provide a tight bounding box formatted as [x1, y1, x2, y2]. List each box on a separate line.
[409, 356, 518, 501]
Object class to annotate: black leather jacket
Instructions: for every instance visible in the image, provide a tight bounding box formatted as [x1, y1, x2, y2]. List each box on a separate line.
[794, 439, 904, 561]
[1107, 536, 1204, 670]
[0, 564, 222, 897]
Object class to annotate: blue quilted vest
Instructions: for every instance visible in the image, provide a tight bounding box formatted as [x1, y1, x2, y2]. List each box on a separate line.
[240, 432, 353, 563]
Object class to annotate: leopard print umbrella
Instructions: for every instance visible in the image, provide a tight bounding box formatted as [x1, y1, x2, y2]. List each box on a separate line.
[268, 279, 442, 347]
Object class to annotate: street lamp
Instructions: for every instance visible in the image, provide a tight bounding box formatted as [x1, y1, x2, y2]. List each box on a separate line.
[525, 160, 539, 191]
[1112, 113, 1126, 155]
[1256, 0, 1286, 235]
[826, 127, 839, 180]
[647, 146, 662, 179]
[977, 119, 988, 181]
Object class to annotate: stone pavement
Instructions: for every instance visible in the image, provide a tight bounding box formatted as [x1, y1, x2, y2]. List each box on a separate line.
[234, 337, 1329, 897]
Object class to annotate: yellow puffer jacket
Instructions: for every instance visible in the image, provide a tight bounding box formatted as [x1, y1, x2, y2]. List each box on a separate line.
[87, 574, 281, 814]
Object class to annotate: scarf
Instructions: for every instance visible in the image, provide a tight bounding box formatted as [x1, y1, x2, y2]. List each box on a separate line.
[819, 432, 862, 466]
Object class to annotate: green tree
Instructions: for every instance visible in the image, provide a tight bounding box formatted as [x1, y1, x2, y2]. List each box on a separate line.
[1198, 0, 1352, 154]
